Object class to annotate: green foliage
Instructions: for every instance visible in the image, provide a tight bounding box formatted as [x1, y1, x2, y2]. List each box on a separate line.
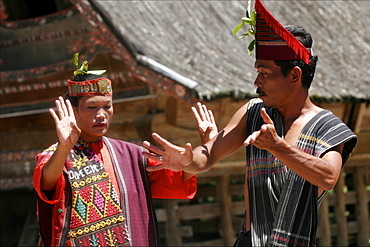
[72, 52, 106, 76]
[233, 0, 257, 56]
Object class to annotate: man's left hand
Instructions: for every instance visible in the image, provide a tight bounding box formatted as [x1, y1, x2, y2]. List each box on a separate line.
[244, 107, 280, 150]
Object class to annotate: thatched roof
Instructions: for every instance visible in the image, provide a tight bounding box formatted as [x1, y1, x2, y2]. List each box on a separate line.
[87, 0, 370, 103]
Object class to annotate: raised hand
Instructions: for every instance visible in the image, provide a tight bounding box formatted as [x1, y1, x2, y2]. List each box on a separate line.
[143, 133, 193, 172]
[49, 96, 81, 147]
[192, 102, 218, 145]
[244, 107, 280, 150]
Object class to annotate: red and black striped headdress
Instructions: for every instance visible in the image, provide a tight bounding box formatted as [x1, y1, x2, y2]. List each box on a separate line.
[255, 0, 312, 64]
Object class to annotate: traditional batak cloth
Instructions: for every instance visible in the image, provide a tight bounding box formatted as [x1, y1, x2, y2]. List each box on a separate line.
[67, 139, 129, 246]
[34, 137, 196, 246]
[245, 99, 357, 246]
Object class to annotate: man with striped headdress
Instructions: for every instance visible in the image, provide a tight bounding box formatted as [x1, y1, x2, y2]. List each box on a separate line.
[142, 0, 357, 246]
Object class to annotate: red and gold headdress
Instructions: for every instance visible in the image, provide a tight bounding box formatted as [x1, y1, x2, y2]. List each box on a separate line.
[68, 53, 112, 96]
[234, 0, 312, 64]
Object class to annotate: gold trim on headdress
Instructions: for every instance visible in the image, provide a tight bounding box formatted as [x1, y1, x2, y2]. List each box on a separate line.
[68, 78, 112, 96]
[67, 53, 112, 96]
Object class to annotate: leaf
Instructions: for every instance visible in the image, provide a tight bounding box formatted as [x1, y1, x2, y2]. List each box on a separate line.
[79, 61, 88, 72]
[250, 10, 257, 27]
[234, 34, 248, 41]
[72, 53, 79, 68]
[233, 22, 245, 36]
[246, 0, 252, 18]
[87, 70, 106, 75]
[247, 29, 255, 36]
[248, 39, 256, 56]
[251, 9, 257, 23]
[241, 17, 253, 26]
[73, 69, 85, 76]
[71, 53, 106, 76]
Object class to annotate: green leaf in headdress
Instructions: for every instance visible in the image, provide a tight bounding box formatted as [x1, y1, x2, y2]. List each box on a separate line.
[233, 0, 257, 56]
[72, 53, 79, 69]
[72, 53, 106, 76]
[248, 39, 256, 56]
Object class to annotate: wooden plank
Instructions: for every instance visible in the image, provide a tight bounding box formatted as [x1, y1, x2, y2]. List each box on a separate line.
[355, 166, 369, 246]
[154, 208, 167, 222]
[329, 220, 370, 236]
[157, 224, 193, 238]
[194, 184, 244, 202]
[327, 188, 370, 207]
[318, 196, 331, 246]
[345, 153, 370, 167]
[197, 161, 246, 177]
[183, 239, 225, 246]
[179, 203, 221, 221]
[353, 103, 369, 133]
[166, 97, 178, 125]
[351, 132, 370, 154]
[164, 200, 182, 246]
[216, 175, 236, 245]
[334, 171, 348, 245]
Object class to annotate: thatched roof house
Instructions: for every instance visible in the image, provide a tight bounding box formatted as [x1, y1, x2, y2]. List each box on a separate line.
[0, 1, 369, 246]
[80, 0, 370, 102]
[2, 0, 369, 109]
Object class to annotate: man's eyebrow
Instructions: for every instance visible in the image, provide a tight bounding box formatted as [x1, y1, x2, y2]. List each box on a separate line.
[255, 64, 268, 69]
[86, 100, 112, 104]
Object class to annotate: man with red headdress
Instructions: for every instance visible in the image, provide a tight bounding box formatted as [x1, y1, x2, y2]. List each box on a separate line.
[33, 54, 217, 246]
[142, 1, 357, 246]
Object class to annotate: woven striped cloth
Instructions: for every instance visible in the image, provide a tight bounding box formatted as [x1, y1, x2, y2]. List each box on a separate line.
[245, 98, 357, 246]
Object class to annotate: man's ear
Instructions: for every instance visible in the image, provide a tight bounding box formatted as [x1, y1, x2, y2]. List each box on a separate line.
[290, 66, 302, 83]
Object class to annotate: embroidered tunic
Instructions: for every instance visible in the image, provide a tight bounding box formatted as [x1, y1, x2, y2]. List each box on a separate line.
[34, 137, 196, 246]
[245, 99, 357, 246]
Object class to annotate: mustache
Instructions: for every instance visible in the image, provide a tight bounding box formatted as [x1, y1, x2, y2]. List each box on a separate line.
[256, 88, 266, 95]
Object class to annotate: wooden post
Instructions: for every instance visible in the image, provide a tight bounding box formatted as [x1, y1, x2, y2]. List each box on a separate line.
[318, 195, 331, 246]
[355, 166, 369, 246]
[165, 199, 182, 246]
[334, 171, 348, 245]
[216, 174, 236, 246]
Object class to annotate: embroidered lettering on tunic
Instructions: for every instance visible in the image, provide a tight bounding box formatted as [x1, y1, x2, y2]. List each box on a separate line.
[69, 164, 103, 180]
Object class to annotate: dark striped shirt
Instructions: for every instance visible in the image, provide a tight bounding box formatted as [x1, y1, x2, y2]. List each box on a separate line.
[245, 99, 357, 246]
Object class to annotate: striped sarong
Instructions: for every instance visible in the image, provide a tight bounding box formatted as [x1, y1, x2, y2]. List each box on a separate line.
[245, 99, 357, 246]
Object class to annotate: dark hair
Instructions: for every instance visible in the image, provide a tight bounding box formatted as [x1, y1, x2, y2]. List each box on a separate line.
[274, 25, 318, 89]
[64, 74, 103, 107]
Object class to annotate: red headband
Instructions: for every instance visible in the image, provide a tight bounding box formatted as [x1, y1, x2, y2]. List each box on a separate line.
[68, 78, 112, 96]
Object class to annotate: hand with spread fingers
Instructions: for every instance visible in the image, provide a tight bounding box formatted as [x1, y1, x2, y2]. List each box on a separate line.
[49, 96, 81, 148]
[143, 133, 193, 172]
[143, 102, 219, 173]
[192, 102, 218, 145]
[244, 107, 280, 151]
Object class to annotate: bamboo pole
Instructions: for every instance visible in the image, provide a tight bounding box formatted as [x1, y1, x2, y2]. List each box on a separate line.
[318, 196, 331, 246]
[334, 171, 348, 245]
[355, 166, 369, 246]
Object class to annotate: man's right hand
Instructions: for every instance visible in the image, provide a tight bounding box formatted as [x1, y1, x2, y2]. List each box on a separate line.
[192, 102, 218, 145]
[49, 96, 81, 147]
[142, 133, 194, 172]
